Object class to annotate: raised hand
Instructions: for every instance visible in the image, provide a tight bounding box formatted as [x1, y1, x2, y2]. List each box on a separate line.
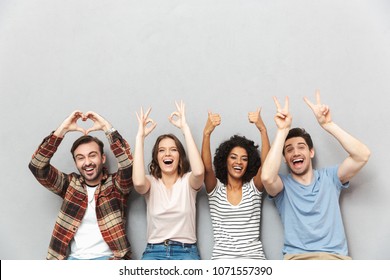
[168, 100, 188, 130]
[248, 108, 266, 131]
[84, 111, 112, 135]
[54, 110, 86, 137]
[203, 111, 221, 136]
[304, 90, 332, 127]
[273, 96, 292, 130]
[136, 107, 157, 138]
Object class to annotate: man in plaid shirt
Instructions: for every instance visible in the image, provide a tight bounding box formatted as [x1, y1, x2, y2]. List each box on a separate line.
[29, 110, 133, 260]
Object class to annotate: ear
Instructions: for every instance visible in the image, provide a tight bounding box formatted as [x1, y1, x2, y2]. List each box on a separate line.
[310, 148, 315, 158]
[102, 153, 106, 164]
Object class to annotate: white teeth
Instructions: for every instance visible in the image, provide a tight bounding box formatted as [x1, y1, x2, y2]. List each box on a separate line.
[293, 159, 303, 163]
[233, 166, 242, 170]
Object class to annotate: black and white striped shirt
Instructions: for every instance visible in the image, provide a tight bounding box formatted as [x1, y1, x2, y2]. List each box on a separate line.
[208, 179, 266, 259]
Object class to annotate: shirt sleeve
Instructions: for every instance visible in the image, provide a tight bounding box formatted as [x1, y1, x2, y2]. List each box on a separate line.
[28, 132, 70, 197]
[107, 130, 134, 194]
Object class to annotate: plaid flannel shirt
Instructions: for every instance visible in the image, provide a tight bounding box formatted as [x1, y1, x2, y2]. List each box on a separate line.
[29, 130, 133, 260]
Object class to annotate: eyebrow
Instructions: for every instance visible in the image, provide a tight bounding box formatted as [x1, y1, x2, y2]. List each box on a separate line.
[75, 151, 99, 158]
[229, 152, 248, 157]
[159, 145, 177, 149]
[285, 142, 307, 149]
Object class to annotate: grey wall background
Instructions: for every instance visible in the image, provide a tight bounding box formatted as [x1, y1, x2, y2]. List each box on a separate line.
[0, 0, 389, 260]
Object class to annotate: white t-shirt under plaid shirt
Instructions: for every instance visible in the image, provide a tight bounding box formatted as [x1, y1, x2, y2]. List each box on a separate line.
[208, 178, 266, 259]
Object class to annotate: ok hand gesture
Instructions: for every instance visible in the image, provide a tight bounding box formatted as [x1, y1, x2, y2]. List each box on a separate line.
[136, 107, 157, 139]
[169, 100, 188, 131]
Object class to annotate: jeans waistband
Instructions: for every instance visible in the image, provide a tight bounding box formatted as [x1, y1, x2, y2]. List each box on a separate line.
[148, 239, 196, 248]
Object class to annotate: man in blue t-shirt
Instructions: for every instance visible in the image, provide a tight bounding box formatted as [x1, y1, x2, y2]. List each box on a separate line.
[261, 90, 370, 260]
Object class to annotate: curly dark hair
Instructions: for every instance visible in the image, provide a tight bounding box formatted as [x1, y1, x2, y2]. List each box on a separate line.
[213, 135, 261, 185]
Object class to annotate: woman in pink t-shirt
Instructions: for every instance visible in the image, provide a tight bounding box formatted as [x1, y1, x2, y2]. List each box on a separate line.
[132, 101, 205, 260]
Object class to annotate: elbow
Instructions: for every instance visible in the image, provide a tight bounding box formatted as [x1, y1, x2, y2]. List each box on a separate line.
[358, 146, 371, 165]
[133, 183, 149, 195]
[261, 174, 281, 197]
[261, 172, 274, 187]
[191, 164, 205, 180]
[363, 148, 371, 163]
[192, 170, 205, 183]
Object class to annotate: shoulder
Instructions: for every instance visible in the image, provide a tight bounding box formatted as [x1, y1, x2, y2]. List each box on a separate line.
[245, 179, 263, 196]
[317, 165, 349, 189]
[208, 179, 224, 197]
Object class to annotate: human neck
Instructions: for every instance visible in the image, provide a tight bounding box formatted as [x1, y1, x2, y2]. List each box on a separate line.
[84, 176, 102, 187]
[291, 169, 314, 186]
[226, 177, 243, 190]
[161, 173, 179, 188]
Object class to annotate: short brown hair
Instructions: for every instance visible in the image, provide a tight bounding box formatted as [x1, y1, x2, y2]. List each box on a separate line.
[70, 135, 104, 160]
[283, 128, 314, 155]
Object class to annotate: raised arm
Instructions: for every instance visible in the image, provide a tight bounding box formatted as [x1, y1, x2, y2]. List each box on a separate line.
[304, 90, 371, 184]
[84, 111, 134, 193]
[54, 110, 87, 137]
[201, 111, 221, 193]
[29, 110, 86, 196]
[261, 97, 292, 197]
[169, 101, 204, 190]
[133, 107, 157, 194]
[248, 108, 271, 191]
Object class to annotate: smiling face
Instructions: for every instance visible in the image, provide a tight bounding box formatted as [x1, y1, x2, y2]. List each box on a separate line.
[73, 141, 106, 186]
[157, 137, 180, 176]
[226, 146, 248, 181]
[283, 136, 314, 177]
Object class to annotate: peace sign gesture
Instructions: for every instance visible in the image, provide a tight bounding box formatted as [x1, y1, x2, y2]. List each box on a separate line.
[273, 96, 292, 130]
[136, 107, 157, 139]
[304, 90, 332, 127]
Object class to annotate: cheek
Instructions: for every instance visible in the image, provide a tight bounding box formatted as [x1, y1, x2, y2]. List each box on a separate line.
[75, 161, 84, 170]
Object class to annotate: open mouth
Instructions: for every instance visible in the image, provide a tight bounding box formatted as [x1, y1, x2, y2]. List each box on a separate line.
[233, 166, 243, 171]
[163, 159, 174, 165]
[292, 158, 304, 167]
[83, 165, 96, 175]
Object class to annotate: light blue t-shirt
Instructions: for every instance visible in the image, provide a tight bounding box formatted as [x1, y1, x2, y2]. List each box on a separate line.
[271, 165, 350, 256]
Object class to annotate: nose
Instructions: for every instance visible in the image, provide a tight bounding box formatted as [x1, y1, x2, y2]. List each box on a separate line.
[84, 156, 92, 165]
[235, 157, 242, 164]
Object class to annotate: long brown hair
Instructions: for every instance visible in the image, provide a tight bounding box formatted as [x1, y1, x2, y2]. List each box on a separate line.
[149, 134, 190, 179]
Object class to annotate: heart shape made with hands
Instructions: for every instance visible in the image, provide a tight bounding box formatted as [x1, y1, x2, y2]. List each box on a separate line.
[72, 112, 102, 135]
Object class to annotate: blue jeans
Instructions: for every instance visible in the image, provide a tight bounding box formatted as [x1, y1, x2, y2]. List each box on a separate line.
[142, 240, 201, 260]
[67, 255, 112, 260]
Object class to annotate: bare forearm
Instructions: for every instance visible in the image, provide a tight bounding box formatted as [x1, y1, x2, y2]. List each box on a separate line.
[259, 128, 271, 166]
[201, 133, 214, 172]
[182, 125, 204, 178]
[132, 135, 149, 194]
[322, 122, 370, 163]
[201, 132, 217, 192]
[261, 128, 288, 187]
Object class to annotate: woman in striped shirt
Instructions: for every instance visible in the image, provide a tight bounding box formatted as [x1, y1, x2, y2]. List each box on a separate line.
[201, 109, 270, 259]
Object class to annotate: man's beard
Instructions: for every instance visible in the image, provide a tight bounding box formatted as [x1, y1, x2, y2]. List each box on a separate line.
[79, 163, 104, 184]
